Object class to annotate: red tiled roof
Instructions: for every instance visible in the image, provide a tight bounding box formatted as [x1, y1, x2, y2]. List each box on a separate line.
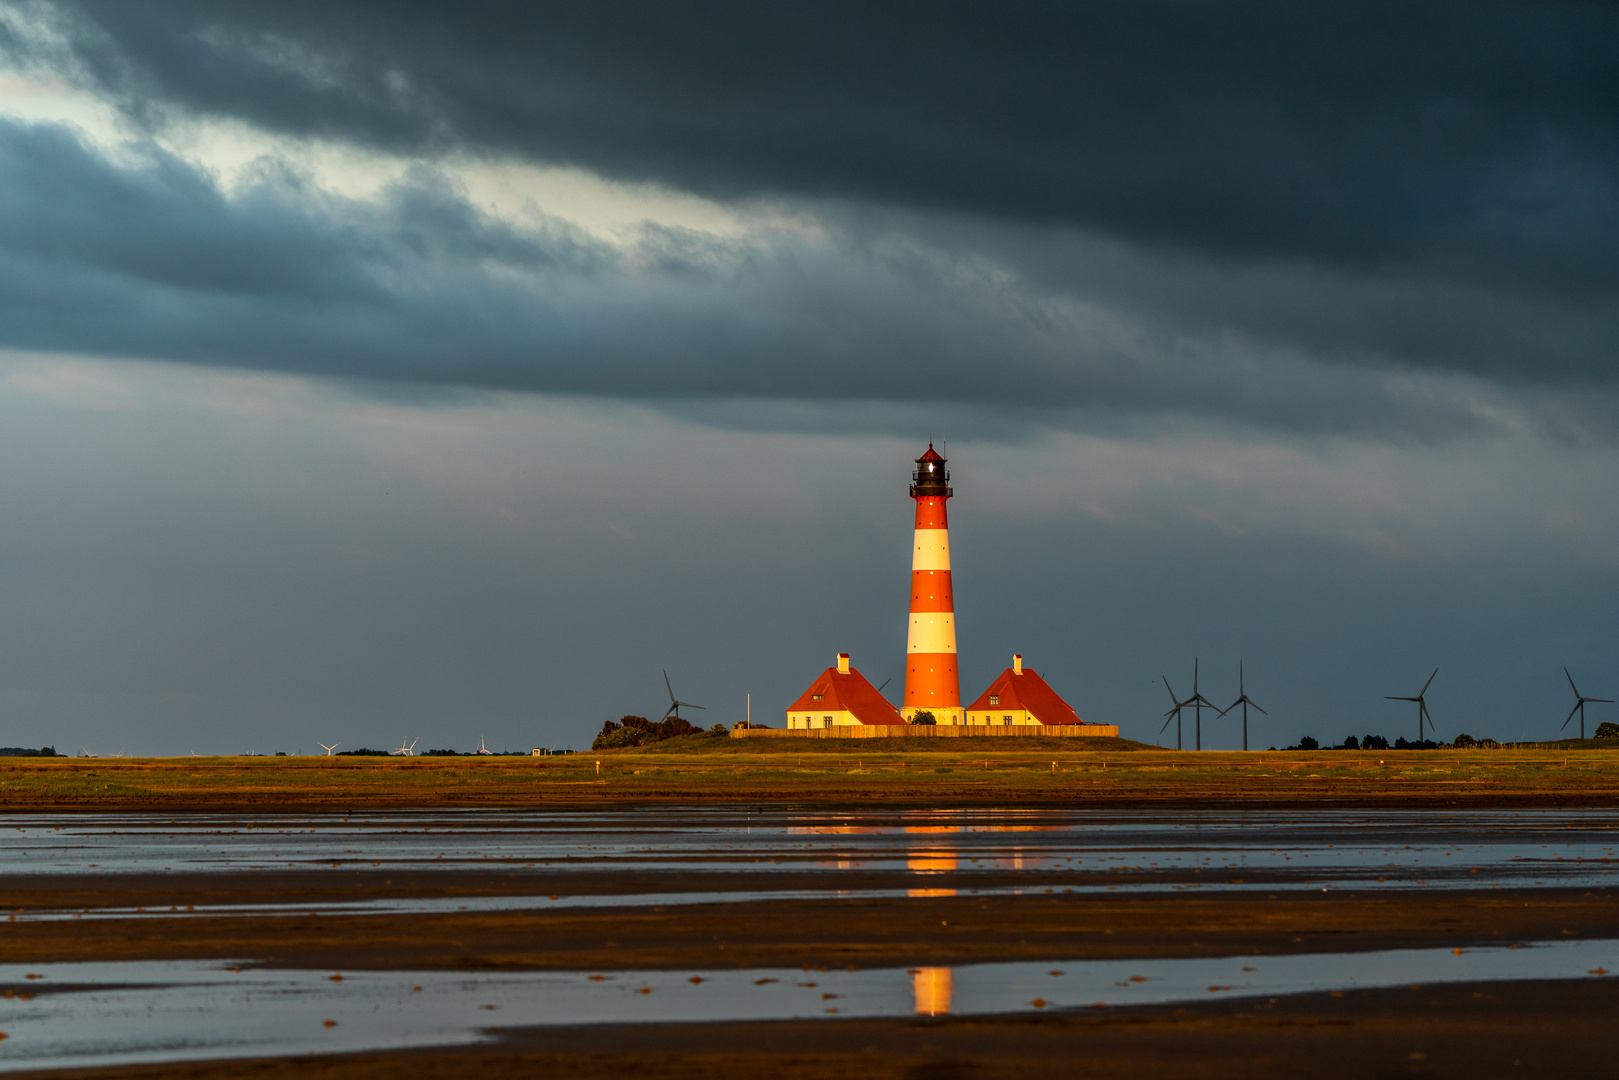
[916, 444, 945, 463]
[787, 666, 907, 725]
[966, 667, 1087, 725]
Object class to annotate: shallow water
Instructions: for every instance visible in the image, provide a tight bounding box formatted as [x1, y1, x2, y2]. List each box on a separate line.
[4, 808, 1617, 915]
[1, 940, 1615, 1072]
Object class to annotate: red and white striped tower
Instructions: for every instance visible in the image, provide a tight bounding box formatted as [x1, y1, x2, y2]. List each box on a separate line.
[903, 444, 963, 724]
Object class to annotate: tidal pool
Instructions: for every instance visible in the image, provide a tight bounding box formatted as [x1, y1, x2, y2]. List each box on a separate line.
[1, 940, 1615, 1072]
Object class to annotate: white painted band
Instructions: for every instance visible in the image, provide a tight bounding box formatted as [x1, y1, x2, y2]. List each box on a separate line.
[911, 528, 952, 572]
[906, 612, 957, 653]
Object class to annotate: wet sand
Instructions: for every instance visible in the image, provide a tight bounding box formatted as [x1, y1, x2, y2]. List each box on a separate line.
[5, 746, 1619, 811]
[5, 887, 1615, 970]
[5, 801, 1617, 1075]
[13, 977, 1617, 1079]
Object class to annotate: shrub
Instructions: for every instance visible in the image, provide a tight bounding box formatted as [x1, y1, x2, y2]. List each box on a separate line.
[909, 710, 937, 726]
[592, 714, 705, 750]
[708, 724, 728, 736]
[1596, 722, 1619, 740]
[1479, 738, 1501, 748]
[1453, 733, 1478, 748]
[1298, 735, 1319, 750]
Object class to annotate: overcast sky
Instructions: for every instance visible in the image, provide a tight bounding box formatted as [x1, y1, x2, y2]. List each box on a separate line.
[0, 1, 1616, 754]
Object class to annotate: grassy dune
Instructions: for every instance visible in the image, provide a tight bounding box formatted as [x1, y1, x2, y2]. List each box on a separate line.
[3, 739, 1619, 810]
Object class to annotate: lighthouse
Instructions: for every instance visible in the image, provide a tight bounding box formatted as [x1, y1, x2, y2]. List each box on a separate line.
[903, 444, 963, 724]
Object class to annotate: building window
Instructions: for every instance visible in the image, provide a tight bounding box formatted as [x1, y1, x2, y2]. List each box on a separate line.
[811, 694, 823, 701]
[824, 715, 834, 726]
[988, 695, 999, 706]
[1003, 715, 1013, 724]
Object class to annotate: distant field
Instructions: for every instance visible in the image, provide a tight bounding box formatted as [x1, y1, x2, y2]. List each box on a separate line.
[3, 738, 1619, 810]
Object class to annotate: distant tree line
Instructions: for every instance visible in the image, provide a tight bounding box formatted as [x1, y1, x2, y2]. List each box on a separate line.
[1270, 732, 1554, 750]
[0, 746, 57, 757]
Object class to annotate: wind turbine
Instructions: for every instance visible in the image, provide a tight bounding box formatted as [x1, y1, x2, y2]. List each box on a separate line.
[1159, 676, 1185, 750]
[1173, 658, 1223, 750]
[1561, 668, 1613, 741]
[663, 670, 706, 722]
[476, 736, 493, 756]
[1222, 661, 1267, 752]
[390, 738, 418, 757]
[317, 742, 340, 756]
[1386, 668, 1438, 745]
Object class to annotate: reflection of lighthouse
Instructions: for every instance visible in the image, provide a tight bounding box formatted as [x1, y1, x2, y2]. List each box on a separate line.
[904, 444, 963, 724]
[913, 967, 954, 1015]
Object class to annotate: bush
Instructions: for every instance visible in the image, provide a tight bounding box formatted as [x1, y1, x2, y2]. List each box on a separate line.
[1453, 733, 1478, 748]
[1479, 738, 1501, 748]
[1298, 735, 1319, 750]
[709, 724, 728, 736]
[1596, 722, 1619, 740]
[591, 714, 705, 750]
[909, 710, 937, 726]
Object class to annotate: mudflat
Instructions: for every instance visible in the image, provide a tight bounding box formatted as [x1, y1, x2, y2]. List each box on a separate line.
[5, 780, 1618, 1077]
[3, 887, 1615, 970]
[4, 742, 1619, 810]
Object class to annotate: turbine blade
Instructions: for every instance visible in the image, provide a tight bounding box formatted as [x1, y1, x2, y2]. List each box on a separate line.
[665, 670, 675, 701]
[1386, 696, 1418, 702]
[1421, 668, 1438, 695]
[1162, 676, 1178, 704]
[1567, 667, 1580, 697]
[1160, 713, 1176, 733]
[1592, 698, 1617, 704]
[1249, 700, 1268, 715]
[1566, 702, 1581, 726]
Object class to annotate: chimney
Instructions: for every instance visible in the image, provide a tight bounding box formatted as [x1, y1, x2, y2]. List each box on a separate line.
[1013, 654, 1023, 675]
[837, 652, 850, 674]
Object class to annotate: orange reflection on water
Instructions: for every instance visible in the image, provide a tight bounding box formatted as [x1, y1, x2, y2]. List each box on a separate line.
[907, 851, 958, 873]
[907, 843, 958, 896]
[912, 967, 954, 1015]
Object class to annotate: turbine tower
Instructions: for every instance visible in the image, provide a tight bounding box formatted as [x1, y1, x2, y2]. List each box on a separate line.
[1174, 658, 1222, 751]
[1386, 668, 1438, 745]
[1562, 668, 1613, 741]
[1222, 662, 1266, 752]
[903, 444, 962, 724]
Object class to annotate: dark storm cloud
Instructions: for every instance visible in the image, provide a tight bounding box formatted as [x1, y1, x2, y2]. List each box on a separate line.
[3, 114, 1619, 441]
[27, 0, 1619, 303]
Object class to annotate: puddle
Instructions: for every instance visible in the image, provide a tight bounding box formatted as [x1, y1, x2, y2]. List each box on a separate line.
[1, 940, 1615, 1071]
